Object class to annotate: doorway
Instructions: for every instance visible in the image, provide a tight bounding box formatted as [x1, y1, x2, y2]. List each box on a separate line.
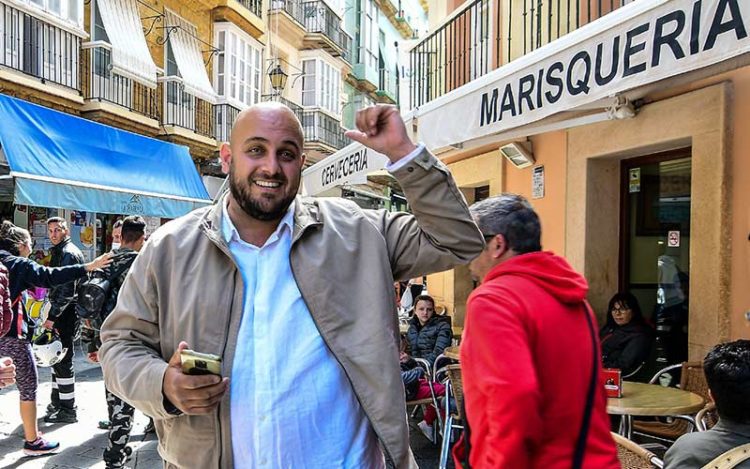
[620, 149, 691, 371]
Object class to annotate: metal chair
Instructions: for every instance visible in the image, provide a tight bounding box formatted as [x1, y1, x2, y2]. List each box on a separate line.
[405, 357, 443, 443]
[612, 432, 664, 468]
[696, 402, 719, 432]
[632, 361, 707, 441]
[438, 364, 463, 469]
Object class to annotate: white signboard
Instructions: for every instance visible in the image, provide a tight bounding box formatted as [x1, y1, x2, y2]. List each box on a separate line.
[302, 142, 389, 196]
[532, 165, 545, 199]
[417, 0, 750, 150]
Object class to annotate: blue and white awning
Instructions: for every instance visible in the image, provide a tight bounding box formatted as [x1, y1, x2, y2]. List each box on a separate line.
[0, 94, 211, 218]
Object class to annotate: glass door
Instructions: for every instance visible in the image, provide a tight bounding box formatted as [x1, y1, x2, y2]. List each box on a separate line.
[621, 150, 691, 374]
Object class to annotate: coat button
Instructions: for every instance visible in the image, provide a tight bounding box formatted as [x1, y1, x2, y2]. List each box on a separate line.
[407, 167, 414, 172]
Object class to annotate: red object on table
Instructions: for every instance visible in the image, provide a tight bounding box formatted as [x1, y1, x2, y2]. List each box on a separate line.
[603, 368, 622, 398]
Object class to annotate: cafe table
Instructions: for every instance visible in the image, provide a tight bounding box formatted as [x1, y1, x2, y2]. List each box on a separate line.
[607, 381, 705, 438]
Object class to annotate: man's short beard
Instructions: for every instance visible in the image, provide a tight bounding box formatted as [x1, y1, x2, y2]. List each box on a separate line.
[228, 166, 295, 222]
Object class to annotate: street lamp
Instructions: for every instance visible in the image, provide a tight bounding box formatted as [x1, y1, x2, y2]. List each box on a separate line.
[269, 65, 288, 93]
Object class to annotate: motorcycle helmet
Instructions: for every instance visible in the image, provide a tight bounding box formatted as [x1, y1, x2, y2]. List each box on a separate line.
[32, 330, 68, 367]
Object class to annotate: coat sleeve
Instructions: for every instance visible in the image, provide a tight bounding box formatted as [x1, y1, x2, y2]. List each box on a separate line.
[424, 320, 452, 367]
[98, 243, 174, 420]
[463, 291, 543, 468]
[363, 148, 484, 281]
[17, 258, 88, 290]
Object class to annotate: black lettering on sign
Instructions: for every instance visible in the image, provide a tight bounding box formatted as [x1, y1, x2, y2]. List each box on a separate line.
[499, 83, 517, 120]
[704, 0, 747, 51]
[652, 11, 686, 67]
[545, 62, 564, 104]
[480, 88, 499, 126]
[517, 73, 536, 114]
[567, 51, 592, 95]
[624, 23, 650, 76]
[691, 0, 703, 55]
[595, 37, 620, 86]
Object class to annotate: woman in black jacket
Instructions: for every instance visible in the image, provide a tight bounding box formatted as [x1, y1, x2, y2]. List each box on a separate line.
[600, 292, 654, 377]
[402, 294, 452, 442]
[0, 221, 110, 456]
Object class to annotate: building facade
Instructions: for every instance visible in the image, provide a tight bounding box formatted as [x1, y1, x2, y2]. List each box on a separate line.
[402, 0, 749, 365]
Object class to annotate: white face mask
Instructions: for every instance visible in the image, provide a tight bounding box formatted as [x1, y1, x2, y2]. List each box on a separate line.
[111, 243, 121, 250]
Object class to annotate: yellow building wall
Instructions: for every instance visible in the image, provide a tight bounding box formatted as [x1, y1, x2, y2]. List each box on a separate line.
[730, 70, 750, 340]
[503, 131, 567, 255]
[429, 151, 502, 325]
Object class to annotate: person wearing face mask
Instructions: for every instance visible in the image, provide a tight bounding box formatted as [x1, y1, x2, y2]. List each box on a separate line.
[0, 220, 111, 456]
[599, 292, 654, 377]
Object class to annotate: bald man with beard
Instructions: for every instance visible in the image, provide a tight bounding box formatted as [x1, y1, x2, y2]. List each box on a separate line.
[99, 103, 484, 469]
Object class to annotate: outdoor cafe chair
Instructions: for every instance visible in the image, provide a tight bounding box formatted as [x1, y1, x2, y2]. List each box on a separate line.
[633, 361, 707, 441]
[405, 357, 443, 443]
[438, 364, 464, 469]
[612, 432, 664, 468]
[695, 402, 719, 432]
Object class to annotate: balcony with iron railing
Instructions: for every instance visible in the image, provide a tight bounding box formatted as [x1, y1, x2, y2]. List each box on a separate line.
[237, 0, 263, 18]
[159, 77, 214, 139]
[269, 0, 306, 27]
[81, 43, 158, 121]
[301, 0, 351, 61]
[409, 0, 627, 108]
[376, 68, 398, 103]
[301, 108, 349, 151]
[0, 2, 81, 91]
[214, 102, 241, 143]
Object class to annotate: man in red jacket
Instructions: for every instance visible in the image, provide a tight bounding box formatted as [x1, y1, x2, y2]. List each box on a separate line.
[456, 194, 619, 468]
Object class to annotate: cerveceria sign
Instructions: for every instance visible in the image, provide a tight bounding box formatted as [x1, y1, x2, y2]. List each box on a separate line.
[302, 143, 389, 196]
[418, 0, 750, 150]
[320, 147, 370, 186]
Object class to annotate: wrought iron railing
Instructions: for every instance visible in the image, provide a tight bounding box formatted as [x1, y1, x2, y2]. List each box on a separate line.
[81, 43, 158, 120]
[301, 109, 349, 150]
[378, 68, 397, 99]
[160, 77, 214, 138]
[301, 1, 349, 53]
[214, 102, 240, 142]
[409, 0, 627, 108]
[238, 0, 263, 18]
[269, 0, 306, 26]
[0, 3, 81, 91]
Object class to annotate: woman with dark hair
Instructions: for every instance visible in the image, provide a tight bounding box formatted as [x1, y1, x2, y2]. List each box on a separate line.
[402, 294, 452, 442]
[0, 221, 110, 456]
[600, 292, 654, 376]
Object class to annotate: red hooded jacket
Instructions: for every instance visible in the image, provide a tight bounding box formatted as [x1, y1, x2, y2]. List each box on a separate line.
[457, 251, 619, 468]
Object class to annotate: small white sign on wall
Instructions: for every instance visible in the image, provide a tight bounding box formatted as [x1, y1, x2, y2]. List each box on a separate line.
[667, 230, 680, 248]
[532, 165, 545, 199]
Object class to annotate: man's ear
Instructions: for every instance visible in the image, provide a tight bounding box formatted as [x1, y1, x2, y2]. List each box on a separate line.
[490, 233, 510, 260]
[219, 143, 232, 174]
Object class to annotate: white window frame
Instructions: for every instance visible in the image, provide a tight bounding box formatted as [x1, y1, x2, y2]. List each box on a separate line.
[213, 24, 262, 109]
[301, 57, 340, 116]
[22, 0, 83, 29]
[359, 0, 377, 71]
[1, 4, 79, 89]
[89, 0, 132, 108]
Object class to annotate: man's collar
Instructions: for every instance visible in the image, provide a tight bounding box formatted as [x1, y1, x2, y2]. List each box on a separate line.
[221, 197, 296, 244]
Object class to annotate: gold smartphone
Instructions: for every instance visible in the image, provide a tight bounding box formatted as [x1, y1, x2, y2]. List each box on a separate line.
[180, 349, 222, 376]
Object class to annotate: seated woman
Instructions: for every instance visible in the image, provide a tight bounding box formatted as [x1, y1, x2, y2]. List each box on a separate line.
[600, 292, 654, 377]
[401, 295, 452, 442]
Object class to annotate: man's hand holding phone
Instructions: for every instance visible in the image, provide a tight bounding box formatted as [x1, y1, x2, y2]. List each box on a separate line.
[162, 341, 229, 415]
